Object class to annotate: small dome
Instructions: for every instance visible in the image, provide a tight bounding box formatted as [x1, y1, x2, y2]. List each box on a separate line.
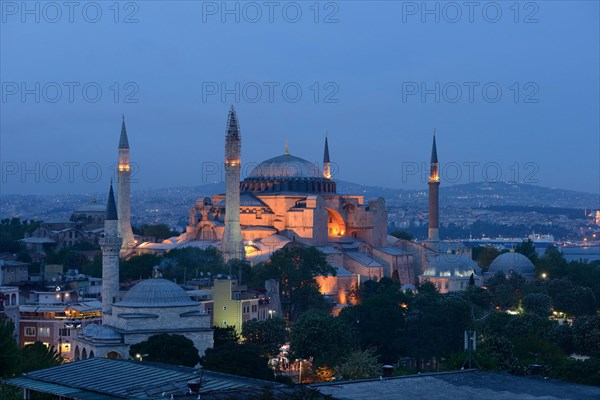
[248, 154, 320, 179]
[94, 326, 121, 340]
[423, 254, 480, 277]
[81, 324, 100, 338]
[117, 278, 198, 308]
[82, 325, 121, 340]
[488, 251, 535, 275]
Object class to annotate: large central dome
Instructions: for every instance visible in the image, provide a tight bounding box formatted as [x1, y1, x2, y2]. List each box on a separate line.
[249, 154, 320, 179]
[117, 278, 198, 308]
[241, 152, 336, 194]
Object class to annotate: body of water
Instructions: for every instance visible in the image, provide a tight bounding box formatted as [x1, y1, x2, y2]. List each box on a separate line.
[560, 246, 600, 262]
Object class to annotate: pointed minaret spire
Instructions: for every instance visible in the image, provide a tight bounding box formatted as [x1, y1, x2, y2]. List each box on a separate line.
[430, 129, 438, 164]
[323, 134, 331, 179]
[226, 106, 240, 140]
[428, 130, 440, 241]
[119, 116, 129, 149]
[106, 180, 118, 221]
[284, 140, 289, 155]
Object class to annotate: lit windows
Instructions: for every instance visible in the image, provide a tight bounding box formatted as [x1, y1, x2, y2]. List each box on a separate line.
[39, 327, 50, 337]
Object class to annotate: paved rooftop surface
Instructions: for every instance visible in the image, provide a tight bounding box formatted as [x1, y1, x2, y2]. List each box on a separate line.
[314, 371, 600, 400]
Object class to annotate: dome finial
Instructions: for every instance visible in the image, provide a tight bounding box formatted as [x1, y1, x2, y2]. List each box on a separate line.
[284, 140, 289, 155]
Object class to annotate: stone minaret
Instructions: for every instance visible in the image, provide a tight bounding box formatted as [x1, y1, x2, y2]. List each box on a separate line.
[323, 135, 331, 179]
[428, 131, 440, 241]
[100, 182, 122, 316]
[221, 107, 244, 262]
[117, 116, 135, 253]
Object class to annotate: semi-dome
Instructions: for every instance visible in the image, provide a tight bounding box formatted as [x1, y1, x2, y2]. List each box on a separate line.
[423, 254, 481, 277]
[241, 152, 336, 194]
[488, 251, 535, 275]
[117, 278, 198, 308]
[249, 154, 320, 179]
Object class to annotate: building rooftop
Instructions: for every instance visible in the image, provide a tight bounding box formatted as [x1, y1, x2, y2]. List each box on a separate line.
[488, 251, 535, 276]
[312, 370, 600, 400]
[345, 252, 383, 267]
[6, 357, 282, 399]
[116, 278, 198, 308]
[423, 254, 480, 278]
[375, 246, 409, 256]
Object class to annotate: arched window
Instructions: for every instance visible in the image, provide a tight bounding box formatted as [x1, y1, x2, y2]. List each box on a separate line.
[107, 351, 122, 359]
[82, 348, 87, 359]
[74, 346, 80, 360]
[89, 350, 95, 358]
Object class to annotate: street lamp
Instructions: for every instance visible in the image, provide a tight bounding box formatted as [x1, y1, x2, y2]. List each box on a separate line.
[135, 353, 149, 362]
[269, 310, 275, 319]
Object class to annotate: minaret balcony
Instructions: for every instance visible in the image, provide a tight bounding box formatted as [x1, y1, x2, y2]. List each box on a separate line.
[100, 236, 122, 246]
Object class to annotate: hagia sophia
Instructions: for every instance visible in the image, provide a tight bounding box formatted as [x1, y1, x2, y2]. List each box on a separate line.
[131, 107, 485, 302]
[21, 107, 541, 361]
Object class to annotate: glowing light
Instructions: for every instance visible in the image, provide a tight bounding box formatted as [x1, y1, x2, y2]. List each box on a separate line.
[118, 164, 130, 172]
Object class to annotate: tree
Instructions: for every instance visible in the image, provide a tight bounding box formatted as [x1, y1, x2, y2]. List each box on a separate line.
[0, 319, 20, 377]
[515, 239, 537, 264]
[390, 231, 414, 241]
[477, 335, 516, 371]
[137, 224, 179, 241]
[473, 246, 502, 272]
[129, 334, 200, 367]
[554, 286, 597, 316]
[251, 247, 335, 320]
[289, 285, 332, 318]
[20, 342, 62, 373]
[522, 293, 551, 317]
[202, 342, 273, 380]
[417, 280, 438, 294]
[546, 323, 574, 354]
[336, 348, 382, 380]
[340, 278, 408, 363]
[242, 317, 287, 357]
[572, 315, 600, 357]
[486, 272, 525, 309]
[161, 247, 227, 283]
[120, 253, 162, 281]
[403, 294, 473, 361]
[290, 311, 355, 367]
[535, 246, 566, 278]
[213, 325, 240, 348]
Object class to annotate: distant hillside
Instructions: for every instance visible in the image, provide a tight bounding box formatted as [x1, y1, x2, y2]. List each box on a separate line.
[438, 182, 598, 208]
[1, 181, 597, 221]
